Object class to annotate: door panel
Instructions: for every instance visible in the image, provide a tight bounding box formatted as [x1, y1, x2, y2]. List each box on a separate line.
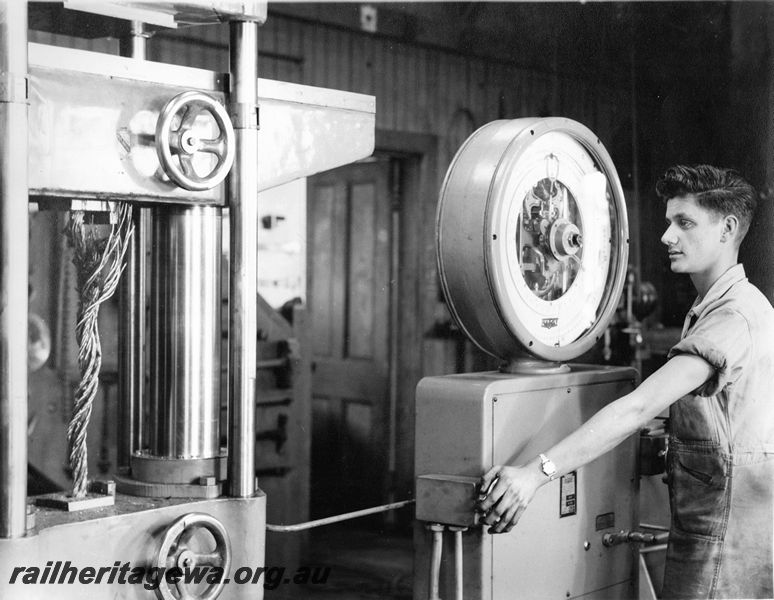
[307, 159, 391, 518]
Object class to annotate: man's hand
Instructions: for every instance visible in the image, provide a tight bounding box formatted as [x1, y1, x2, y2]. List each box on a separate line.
[475, 464, 542, 534]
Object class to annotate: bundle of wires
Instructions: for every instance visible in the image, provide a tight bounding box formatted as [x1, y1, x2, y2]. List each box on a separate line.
[64, 203, 133, 498]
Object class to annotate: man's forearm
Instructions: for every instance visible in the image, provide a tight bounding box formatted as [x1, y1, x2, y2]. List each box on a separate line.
[537, 394, 646, 483]
[532, 353, 714, 485]
[477, 354, 714, 533]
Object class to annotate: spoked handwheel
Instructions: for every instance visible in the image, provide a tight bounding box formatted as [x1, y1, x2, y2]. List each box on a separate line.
[154, 512, 232, 600]
[155, 91, 235, 192]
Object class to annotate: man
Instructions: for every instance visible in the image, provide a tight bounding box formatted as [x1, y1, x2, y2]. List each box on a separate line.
[476, 165, 774, 599]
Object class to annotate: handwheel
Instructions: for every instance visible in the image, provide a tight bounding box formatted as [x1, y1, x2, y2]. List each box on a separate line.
[155, 512, 232, 600]
[156, 91, 235, 192]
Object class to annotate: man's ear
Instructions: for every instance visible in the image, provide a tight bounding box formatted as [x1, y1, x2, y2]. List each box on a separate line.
[722, 214, 739, 242]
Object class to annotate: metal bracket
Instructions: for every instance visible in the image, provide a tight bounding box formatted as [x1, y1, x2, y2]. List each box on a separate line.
[228, 100, 259, 130]
[0, 72, 27, 103]
[34, 480, 116, 511]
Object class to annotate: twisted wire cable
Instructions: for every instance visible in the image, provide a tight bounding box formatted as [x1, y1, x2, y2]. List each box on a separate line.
[65, 203, 133, 498]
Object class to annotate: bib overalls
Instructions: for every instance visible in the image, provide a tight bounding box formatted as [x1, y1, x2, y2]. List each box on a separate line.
[661, 265, 774, 599]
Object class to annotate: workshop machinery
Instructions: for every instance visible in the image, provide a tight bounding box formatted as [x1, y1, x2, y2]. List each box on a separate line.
[0, 2, 374, 599]
[415, 118, 647, 599]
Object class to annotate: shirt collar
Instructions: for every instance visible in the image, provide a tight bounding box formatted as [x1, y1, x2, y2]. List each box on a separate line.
[689, 263, 747, 318]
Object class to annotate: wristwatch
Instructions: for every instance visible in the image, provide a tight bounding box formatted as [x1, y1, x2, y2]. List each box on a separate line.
[539, 453, 557, 481]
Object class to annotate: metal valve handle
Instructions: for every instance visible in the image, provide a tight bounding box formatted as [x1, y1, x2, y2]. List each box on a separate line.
[155, 512, 232, 600]
[156, 91, 235, 192]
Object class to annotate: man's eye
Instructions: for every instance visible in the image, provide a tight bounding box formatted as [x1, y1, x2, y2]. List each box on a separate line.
[680, 220, 693, 228]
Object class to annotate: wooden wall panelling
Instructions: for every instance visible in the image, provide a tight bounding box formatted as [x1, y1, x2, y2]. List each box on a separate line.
[147, 15, 631, 156]
[469, 55, 487, 123]
[395, 42, 413, 132]
[374, 37, 394, 131]
[350, 29, 373, 97]
[322, 26, 339, 90]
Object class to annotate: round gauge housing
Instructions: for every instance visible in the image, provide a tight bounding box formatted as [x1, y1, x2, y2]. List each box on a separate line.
[437, 118, 628, 363]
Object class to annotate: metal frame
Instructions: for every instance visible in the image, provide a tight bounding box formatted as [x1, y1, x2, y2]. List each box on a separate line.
[227, 19, 259, 498]
[27, 42, 375, 203]
[0, 0, 29, 540]
[3, 0, 375, 545]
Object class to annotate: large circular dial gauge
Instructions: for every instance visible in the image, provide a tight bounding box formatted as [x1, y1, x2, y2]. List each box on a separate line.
[437, 118, 628, 365]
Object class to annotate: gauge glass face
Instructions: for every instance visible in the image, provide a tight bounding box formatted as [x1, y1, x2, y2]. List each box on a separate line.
[517, 173, 583, 301]
[490, 131, 617, 349]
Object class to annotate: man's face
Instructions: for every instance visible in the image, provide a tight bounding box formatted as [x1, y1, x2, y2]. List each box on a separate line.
[661, 195, 726, 274]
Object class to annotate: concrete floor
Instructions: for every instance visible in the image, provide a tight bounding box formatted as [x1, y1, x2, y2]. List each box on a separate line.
[267, 524, 413, 600]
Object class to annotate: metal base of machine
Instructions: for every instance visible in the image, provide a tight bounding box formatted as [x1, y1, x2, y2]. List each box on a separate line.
[499, 356, 571, 375]
[0, 492, 266, 600]
[414, 365, 638, 600]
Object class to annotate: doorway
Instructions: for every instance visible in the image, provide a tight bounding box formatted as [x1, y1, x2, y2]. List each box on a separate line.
[307, 157, 394, 518]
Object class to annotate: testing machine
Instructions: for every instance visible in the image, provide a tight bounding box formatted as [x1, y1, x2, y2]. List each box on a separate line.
[415, 118, 641, 600]
[0, 2, 374, 599]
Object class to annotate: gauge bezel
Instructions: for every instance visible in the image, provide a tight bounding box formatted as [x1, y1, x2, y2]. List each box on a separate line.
[436, 117, 628, 363]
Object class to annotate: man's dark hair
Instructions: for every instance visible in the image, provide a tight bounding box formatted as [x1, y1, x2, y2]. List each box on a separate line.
[655, 164, 757, 243]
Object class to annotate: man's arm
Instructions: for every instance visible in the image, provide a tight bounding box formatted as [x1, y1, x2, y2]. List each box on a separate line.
[476, 354, 714, 533]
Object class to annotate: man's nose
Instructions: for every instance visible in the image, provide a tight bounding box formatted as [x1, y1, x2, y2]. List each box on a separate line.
[661, 223, 676, 246]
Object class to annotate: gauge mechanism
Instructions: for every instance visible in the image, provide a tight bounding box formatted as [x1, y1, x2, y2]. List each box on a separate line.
[437, 118, 628, 367]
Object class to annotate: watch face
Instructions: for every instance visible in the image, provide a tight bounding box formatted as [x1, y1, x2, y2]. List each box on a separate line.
[436, 118, 628, 363]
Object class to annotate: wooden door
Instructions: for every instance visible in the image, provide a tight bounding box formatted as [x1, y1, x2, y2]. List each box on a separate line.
[307, 158, 392, 518]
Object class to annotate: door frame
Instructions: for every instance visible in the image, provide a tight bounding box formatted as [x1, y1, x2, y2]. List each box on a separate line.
[374, 129, 438, 505]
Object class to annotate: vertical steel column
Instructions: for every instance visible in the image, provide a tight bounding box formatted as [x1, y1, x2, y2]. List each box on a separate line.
[117, 21, 147, 468]
[0, 0, 28, 538]
[227, 21, 259, 497]
[150, 207, 222, 458]
[119, 20, 147, 60]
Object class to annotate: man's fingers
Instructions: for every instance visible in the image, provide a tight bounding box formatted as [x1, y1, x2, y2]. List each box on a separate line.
[503, 504, 528, 533]
[489, 490, 522, 533]
[491, 503, 517, 534]
[487, 489, 532, 534]
[482, 496, 503, 526]
[476, 474, 503, 513]
[478, 467, 501, 497]
[484, 486, 513, 531]
[476, 465, 536, 534]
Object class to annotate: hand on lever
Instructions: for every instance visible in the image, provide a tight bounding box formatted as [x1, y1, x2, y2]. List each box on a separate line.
[475, 464, 541, 534]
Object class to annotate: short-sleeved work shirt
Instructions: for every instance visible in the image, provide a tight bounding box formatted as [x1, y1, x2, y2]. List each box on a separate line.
[667, 263, 774, 453]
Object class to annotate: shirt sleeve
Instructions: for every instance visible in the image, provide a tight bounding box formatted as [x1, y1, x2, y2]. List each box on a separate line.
[667, 307, 751, 397]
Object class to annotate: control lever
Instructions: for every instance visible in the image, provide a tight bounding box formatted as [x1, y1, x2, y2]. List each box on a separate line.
[602, 529, 669, 547]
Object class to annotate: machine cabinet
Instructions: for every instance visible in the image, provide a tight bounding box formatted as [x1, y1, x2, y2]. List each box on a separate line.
[415, 366, 638, 600]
